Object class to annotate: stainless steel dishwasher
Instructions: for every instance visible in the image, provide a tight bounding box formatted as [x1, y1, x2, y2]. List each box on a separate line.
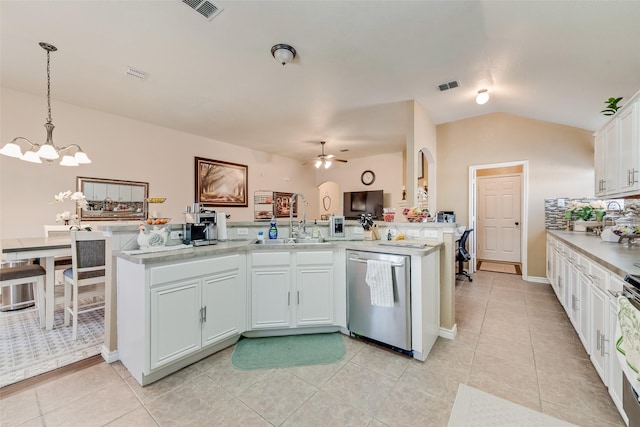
[346, 250, 411, 352]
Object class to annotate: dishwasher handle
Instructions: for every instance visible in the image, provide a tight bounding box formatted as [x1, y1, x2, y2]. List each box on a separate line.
[348, 257, 405, 268]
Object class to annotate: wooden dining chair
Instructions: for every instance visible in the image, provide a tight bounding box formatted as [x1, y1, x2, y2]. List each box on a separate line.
[63, 231, 111, 340]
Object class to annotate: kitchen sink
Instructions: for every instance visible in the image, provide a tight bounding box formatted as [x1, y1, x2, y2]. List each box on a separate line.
[253, 238, 326, 245]
[254, 238, 288, 245]
[294, 238, 326, 244]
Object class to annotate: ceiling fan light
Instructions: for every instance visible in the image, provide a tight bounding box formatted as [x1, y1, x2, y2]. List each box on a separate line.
[0, 141, 24, 158]
[476, 89, 490, 105]
[324, 160, 332, 169]
[21, 149, 42, 163]
[59, 154, 78, 166]
[315, 159, 322, 168]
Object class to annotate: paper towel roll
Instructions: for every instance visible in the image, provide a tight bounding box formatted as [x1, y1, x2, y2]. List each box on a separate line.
[217, 212, 228, 240]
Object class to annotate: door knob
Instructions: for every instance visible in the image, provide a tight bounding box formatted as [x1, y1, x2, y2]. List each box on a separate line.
[515, 222, 520, 226]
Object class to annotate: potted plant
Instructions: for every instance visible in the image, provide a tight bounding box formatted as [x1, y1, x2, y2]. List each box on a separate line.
[601, 97, 623, 116]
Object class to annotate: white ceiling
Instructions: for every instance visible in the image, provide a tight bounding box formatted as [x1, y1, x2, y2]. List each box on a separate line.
[2, 1, 640, 163]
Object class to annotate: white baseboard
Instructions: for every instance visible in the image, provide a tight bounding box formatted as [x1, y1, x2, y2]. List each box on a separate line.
[439, 324, 457, 340]
[101, 346, 119, 363]
[524, 276, 549, 284]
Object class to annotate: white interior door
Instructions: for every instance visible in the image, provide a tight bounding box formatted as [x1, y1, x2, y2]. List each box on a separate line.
[477, 174, 522, 263]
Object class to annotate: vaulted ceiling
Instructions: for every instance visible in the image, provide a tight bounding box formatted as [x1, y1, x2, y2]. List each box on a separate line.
[2, 1, 639, 163]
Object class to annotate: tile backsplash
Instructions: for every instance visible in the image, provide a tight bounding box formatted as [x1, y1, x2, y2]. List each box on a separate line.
[544, 198, 625, 230]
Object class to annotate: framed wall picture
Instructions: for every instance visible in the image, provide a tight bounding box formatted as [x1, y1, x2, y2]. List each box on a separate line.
[274, 192, 298, 218]
[195, 157, 248, 207]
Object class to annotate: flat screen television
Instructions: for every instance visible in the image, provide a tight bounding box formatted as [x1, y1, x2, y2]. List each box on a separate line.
[343, 190, 384, 220]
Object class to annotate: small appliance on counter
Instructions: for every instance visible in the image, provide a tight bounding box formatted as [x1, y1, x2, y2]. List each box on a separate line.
[436, 211, 456, 223]
[329, 215, 345, 237]
[183, 204, 217, 246]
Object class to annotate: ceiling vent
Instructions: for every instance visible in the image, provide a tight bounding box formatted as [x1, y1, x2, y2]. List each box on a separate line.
[181, 0, 223, 21]
[438, 80, 460, 92]
[125, 67, 150, 81]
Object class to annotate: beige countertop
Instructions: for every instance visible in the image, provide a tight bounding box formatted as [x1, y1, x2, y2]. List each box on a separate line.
[547, 230, 640, 278]
[116, 239, 443, 265]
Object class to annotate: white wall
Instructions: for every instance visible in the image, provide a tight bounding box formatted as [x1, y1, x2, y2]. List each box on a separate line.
[413, 101, 437, 213]
[315, 152, 404, 214]
[436, 112, 594, 277]
[0, 89, 319, 239]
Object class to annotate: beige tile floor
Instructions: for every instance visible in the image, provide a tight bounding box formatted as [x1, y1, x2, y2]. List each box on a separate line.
[0, 271, 626, 426]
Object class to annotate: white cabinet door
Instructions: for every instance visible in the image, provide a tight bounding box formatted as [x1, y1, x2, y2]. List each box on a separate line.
[107, 184, 120, 200]
[131, 185, 146, 202]
[295, 251, 334, 327]
[590, 285, 608, 383]
[119, 184, 132, 202]
[604, 121, 619, 195]
[546, 238, 556, 290]
[568, 262, 581, 331]
[201, 262, 245, 347]
[556, 251, 569, 313]
[93, 182, 107, 200]
[577, 272, 590, 351]
[251, 267, 292, 329]
[618, 101, 639, 194]
[607, 286, 625, 416]
[83, 182, 94, 200]
[296, 266, 334, 326]
[150, 279, 201, 370]
[595, 130, 607, 197]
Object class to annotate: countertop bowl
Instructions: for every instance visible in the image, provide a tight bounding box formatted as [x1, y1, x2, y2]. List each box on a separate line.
[145, 217, 171, 226]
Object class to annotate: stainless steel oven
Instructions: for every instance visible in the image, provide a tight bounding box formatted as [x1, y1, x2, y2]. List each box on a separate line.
[623, 374, 640, 427]
[622, 275, 640, 427]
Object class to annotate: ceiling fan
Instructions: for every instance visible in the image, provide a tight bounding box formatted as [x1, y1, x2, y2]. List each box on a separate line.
[313, 141, 347, 169]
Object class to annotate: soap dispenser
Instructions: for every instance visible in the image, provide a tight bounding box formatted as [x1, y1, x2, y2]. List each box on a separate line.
[312, 220, 320, 238]
[268, 217, 278, 239]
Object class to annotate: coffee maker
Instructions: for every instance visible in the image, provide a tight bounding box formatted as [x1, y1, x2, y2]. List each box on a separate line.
[184, 205, 217, 246]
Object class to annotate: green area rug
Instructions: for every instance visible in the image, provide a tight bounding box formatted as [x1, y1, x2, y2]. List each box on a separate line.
[231, 333, 346, 370]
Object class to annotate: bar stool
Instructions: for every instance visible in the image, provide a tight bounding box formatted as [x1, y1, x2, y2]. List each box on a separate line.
[0, 265, 46, 326]
[63, 231, 110, 340]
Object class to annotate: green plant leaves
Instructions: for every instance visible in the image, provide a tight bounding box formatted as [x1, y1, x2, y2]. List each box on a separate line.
[601, 97, 623, 115]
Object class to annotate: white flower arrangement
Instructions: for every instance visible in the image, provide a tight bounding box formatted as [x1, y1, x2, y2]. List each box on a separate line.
[52, 190, 88, 225]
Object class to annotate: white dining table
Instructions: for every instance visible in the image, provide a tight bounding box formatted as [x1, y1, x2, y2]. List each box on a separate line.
[1, 236, 71, 330]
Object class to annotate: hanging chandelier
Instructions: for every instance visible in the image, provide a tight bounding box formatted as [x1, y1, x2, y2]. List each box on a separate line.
[0, 42, 91, 166]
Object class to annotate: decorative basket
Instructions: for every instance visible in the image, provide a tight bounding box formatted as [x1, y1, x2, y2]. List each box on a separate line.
[402, 209, 428, 223]
[383, 212, 396, 222]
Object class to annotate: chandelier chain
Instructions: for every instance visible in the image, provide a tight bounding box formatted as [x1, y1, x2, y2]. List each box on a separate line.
[46, 49, 52, 124]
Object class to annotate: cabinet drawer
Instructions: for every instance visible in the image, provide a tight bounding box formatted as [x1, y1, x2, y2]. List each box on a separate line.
[577, 254, 590, 273]
[589, 263, 609, 292]
[297, 251, 333, 265]
[252, 252, 290, 267]
[151, 255, 241, 285]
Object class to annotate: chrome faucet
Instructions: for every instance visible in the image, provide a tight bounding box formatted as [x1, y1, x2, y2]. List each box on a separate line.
[289, 193, 307, 239]
[607, 201, 622, 211]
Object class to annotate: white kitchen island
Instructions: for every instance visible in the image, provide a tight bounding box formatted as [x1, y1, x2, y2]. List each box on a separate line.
[116, 239, 442, 386]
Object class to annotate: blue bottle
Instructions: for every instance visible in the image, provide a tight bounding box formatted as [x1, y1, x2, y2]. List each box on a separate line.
[268, 218, 278, 239]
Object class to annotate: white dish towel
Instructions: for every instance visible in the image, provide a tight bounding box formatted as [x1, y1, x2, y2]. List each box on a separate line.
[616, 296, 640, 392]
[365, 259, 394, 307]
